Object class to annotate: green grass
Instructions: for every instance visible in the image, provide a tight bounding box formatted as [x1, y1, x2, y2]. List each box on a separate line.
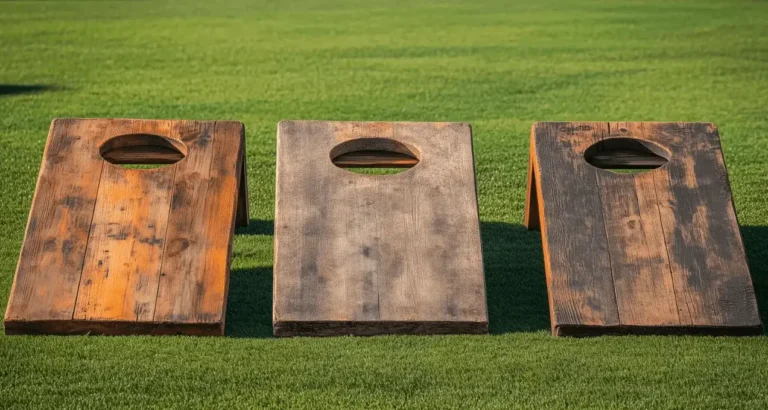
[2, 0, 768, 408]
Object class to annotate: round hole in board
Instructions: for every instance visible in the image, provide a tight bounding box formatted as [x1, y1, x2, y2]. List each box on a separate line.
[584, 138, 671, 174]
[330, 138, 420, 175]
[99, 133, 187, 169]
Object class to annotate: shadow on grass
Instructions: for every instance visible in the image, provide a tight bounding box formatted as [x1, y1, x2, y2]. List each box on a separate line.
[225, 219, 550, 337]
[226, 266, 273, 338]
[0, 84, 58, 96]
[488, 224, 768, 334]
[235, 219, 273, 236]
[742, 226, 768, 333]
[491, 224, 768, 334]
[224, 221, 768, 337]
[227, 219, 274, 337]
[482, 222, 550, 334]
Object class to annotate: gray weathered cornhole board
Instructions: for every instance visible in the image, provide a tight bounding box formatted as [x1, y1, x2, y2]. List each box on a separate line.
[273, 121, 487, 336]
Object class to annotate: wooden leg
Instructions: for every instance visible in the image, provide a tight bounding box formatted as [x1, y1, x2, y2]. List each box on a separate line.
[235, 148, 249, 227]
[524, 148, 540, 231]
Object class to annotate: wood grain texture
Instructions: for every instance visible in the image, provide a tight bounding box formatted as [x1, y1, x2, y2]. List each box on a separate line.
[4, 118, 247, 335]
[273, 121, 487, 336]
[529, 122, 620, 332]
[5, 119, 107, 323]
[526, 121, 762, 336]
[73, 163, 174, 322]
[154, 121, 244, 330]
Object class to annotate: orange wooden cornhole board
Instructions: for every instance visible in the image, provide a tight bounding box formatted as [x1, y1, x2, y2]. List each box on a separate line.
[4, 118, 248, 335]
[525, 122, 761, 336]
[273, 121, 487, 336]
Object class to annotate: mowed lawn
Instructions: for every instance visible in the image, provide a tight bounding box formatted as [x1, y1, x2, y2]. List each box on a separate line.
[2, 0, 768, 408]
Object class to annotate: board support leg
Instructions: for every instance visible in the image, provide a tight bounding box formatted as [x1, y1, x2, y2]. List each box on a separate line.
[524, 150, 540, 231]
[236, 148, 249, 227]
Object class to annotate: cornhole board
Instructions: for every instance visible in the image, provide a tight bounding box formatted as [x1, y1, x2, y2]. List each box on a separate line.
[273, 121, 487, 336]
[524, 121, 762, 336]
[4, 118, 249, 335]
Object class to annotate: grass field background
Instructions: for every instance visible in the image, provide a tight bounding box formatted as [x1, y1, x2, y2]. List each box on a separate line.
[2, 0, 768, 408]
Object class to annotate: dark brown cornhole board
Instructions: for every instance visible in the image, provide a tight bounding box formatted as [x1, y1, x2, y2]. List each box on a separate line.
[524, 121, 761, 336]
[4, 118, 248, 335]
[273, 121, 487, 336]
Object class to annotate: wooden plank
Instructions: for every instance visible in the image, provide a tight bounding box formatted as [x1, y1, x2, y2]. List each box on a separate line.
[275, 121, 385, 327]
[153, 121, 244, 332]
[73, 120, 176, 322]
[643, 122, 760, 330]
[595, 168, 680, 326]
[531, 122, 619, 335]
[594, 122, 679, 327]
[4, 119, 107, 328]
[273, 121, 487, 336]
[73, 163, 174, 321]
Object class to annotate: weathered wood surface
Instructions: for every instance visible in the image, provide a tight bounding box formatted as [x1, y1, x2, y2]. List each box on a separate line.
[4, 118, 247, 335]
[274, 121, 487, 336]
[525, 121, 762, 336]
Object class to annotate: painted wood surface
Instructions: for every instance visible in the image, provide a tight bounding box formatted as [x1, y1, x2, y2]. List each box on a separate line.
[4, 118, 247, 335]
[525, 121, 762, 336]
[273, 121, 487, 336]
